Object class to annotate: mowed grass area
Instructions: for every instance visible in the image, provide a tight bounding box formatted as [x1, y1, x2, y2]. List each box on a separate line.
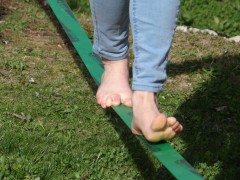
[0, 0, 240, 179]
[66, 0, 240, 37]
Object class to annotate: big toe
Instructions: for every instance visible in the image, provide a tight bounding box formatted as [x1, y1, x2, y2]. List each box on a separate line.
[96, 93, 103, 105]
[151, 114, 167, 131]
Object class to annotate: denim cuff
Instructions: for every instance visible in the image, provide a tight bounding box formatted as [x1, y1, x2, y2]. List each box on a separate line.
[93, 48, 129, 61]
[132, 83, 164, 93]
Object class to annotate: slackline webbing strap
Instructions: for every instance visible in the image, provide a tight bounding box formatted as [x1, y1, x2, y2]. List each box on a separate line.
[47, 0, 203, 179]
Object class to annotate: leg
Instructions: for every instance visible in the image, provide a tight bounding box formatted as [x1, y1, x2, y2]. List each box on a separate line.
[90, 0, 132, 108]
[130, 0, 183, 142]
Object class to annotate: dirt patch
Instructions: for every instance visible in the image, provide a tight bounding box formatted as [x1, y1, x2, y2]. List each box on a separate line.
[167, 74, 194, 92]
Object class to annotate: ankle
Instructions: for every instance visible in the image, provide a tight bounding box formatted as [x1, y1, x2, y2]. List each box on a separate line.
[102, 58, 128, 65]
[133, 91, 155, 100]
[102, 58, 129, 74]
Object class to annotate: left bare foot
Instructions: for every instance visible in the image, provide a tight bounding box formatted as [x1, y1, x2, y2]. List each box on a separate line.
[96, 58, 132, 108]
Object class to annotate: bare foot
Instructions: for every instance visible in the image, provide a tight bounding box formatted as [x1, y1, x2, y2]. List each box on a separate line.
[96, 58, 132, 109]
[132, 91, 183, 142]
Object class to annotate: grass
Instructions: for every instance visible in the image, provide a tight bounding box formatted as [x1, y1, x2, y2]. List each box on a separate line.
[0, 0, 240, 179]
[66, 0, 240, 37]
[178, 0, 240, 37]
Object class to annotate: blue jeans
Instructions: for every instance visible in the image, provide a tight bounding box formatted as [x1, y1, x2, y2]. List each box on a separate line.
[90, 0, 180, 92]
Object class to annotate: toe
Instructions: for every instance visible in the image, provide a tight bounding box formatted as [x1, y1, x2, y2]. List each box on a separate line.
[144, 127, 177, 142]
[100, 96, 108, 109]
[111, 95, 121, 106]
[167, 117, 177, 126]
[151, 114, 167, 131]
[105, 96, 113, 107]
[167, 117, 183, 133]
[163, 127, 176, 140]
[101, 102, 107, 109]
[167, 130, 177, 140]
[171, 121, 180, 131]
[175, 125, 183, 133]
[179, 125, 183, 131]
[96, 89, 106, 108]
[96, 93, 103, 105]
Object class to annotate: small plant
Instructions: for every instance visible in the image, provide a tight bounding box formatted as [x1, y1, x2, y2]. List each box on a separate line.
[3, 60, 26, 71]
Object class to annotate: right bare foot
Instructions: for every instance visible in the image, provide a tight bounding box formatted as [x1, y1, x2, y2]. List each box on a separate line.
[132, 91, 183, 142]
[96, 58, 132, 109]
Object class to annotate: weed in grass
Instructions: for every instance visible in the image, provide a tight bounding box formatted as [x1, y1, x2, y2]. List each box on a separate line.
[3, 60, 26, 72]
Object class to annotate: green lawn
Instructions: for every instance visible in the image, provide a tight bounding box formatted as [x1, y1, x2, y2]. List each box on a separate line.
[178, 0, 240, 37]
[0, 0, 240, 179]
[66, 0, 240, 37]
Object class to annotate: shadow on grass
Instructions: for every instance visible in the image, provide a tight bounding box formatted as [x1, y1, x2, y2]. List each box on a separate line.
[168, 54, 240, 179]
[41, 2, 172, 179]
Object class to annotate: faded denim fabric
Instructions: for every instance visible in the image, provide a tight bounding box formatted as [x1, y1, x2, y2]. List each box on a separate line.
[90, 0, 180, 92]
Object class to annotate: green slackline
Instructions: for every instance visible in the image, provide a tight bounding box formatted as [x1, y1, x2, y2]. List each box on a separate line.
[47, 0, 203, 179]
